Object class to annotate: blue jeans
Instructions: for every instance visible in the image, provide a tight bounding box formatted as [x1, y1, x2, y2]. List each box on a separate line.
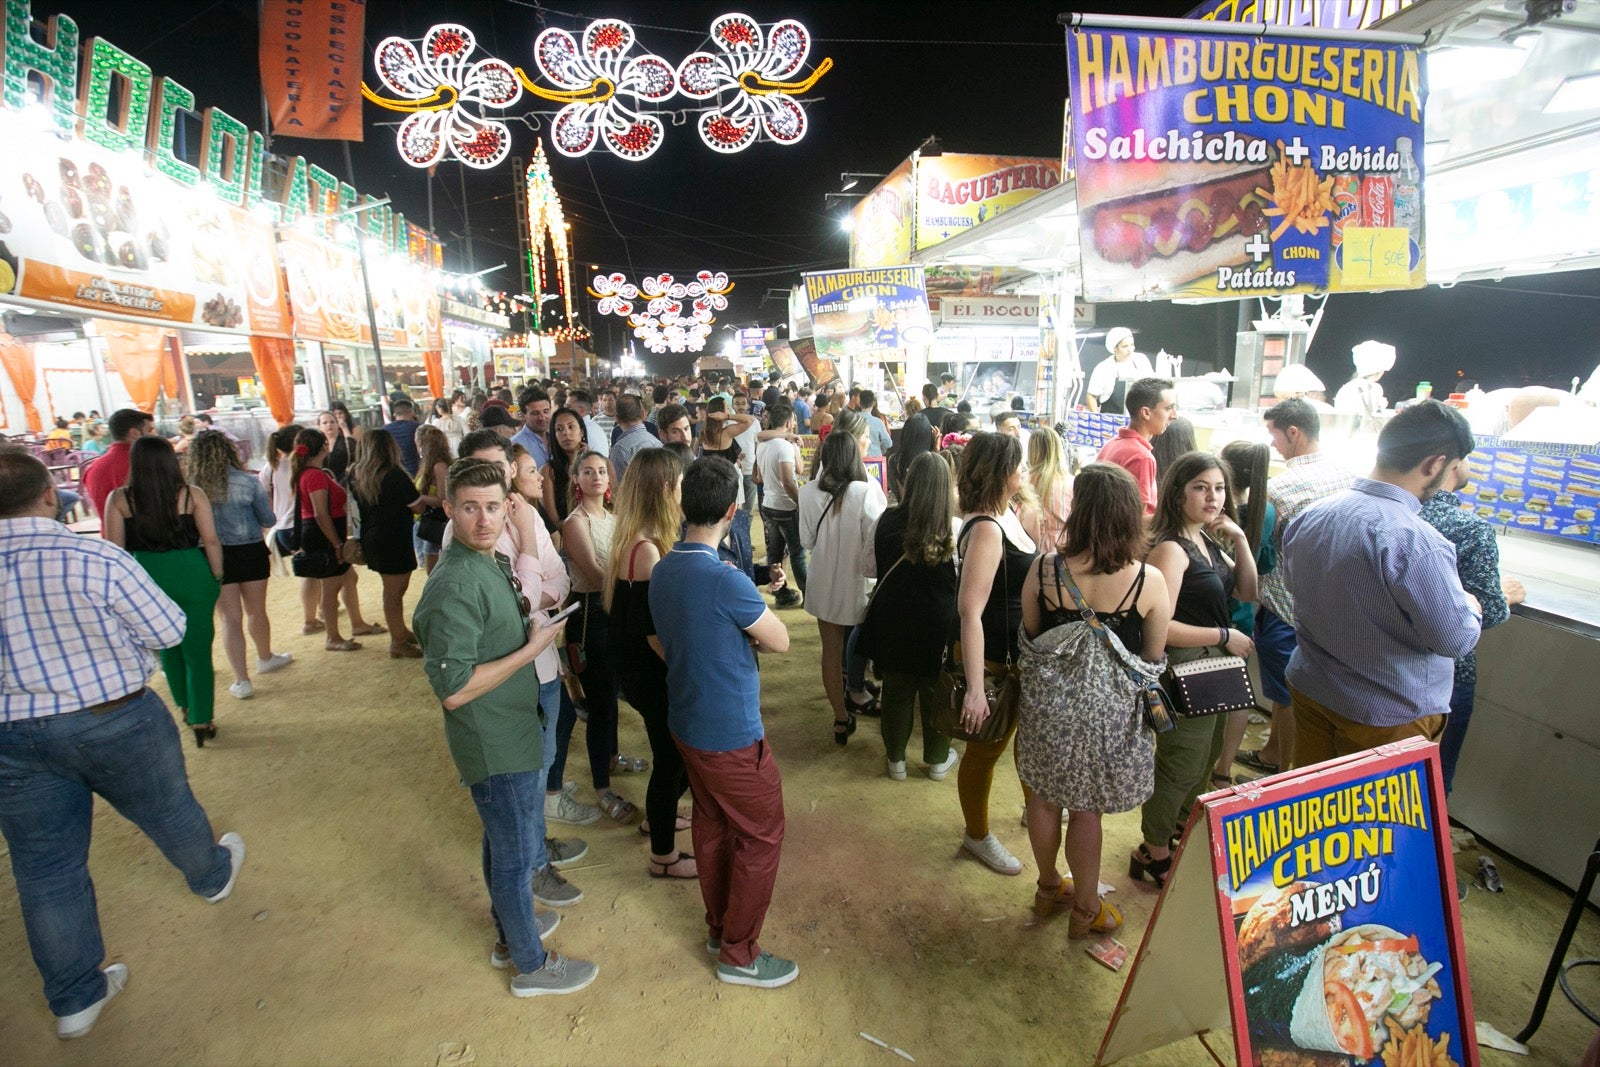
[55, 488, 81, 522]
[759, 506, 807, 592]
[0, 689, 232, 1017]
[529, 678, 559, 871]
[469, 770, 548, 974]
[1438, 676, 1475, 796]
[721, 509, 754, 581]
[845, 624, 871, 693]
[741, 474, 756, 517]
[1254, 606, 1297, 706]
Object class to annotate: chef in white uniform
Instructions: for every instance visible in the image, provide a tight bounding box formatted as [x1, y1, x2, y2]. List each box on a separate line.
[1086, 327, 1155, 413]
[1333, 339, 1396, 420]
[1273, 363, 1335, 413]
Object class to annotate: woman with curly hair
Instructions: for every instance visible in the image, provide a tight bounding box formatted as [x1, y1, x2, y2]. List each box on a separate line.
[186, 429, 292, 701]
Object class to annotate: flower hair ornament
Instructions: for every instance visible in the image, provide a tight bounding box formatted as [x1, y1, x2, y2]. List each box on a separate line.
[294, 444, 311, 456]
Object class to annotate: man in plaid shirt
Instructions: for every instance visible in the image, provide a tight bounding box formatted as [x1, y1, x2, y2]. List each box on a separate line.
[0, 449, 245, 1040]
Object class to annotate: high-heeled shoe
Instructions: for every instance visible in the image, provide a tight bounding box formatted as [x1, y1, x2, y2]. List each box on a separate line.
[192, 722, 218, 748]
[1033, 878, 1076, 918]
[1069, 899, 1123, 939]
[1128, 843, 1173, 887]
[832, 712, 857, 746]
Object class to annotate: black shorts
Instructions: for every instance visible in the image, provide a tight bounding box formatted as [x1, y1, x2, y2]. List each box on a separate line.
[221, 540, 271, 584]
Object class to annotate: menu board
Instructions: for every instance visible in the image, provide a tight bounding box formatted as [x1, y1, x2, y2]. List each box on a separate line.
[0, 118, 290, 337]
[1216, 747, 1471, 1066]
[1097, 740, 1475, 1067]
[1457, 437, 1600, 546]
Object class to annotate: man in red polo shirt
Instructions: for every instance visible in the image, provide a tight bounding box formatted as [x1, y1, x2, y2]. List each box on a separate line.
[81, 409, 154, 518]
[1095, 377, 1175, 515]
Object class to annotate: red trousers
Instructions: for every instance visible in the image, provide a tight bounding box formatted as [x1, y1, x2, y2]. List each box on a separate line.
[675, 736, 785, 967]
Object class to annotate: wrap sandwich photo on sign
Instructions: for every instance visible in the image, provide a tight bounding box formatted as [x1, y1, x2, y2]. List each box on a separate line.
[1067, 19, 1428, 302]
[1097, 738, 1476, 1067]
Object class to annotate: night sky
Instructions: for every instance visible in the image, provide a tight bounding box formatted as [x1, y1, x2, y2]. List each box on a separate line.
[30, 0, 1600, 388]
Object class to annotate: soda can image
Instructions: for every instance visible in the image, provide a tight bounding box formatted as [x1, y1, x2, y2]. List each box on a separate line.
[1362, 175, 1394, 228]
[1331, 174, 1362, 247]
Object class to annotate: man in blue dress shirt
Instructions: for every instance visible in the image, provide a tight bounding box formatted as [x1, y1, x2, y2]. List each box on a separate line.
[1281, 401, 1484, 770]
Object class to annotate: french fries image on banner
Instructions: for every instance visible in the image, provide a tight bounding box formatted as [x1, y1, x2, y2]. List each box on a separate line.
[1258, 141, 1337, 242]
[1380, 1017, 1458, 1067]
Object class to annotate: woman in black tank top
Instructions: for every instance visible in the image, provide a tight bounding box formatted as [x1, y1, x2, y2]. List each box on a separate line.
[102, 435, 225, 746]
[1130, 452, 1259, 888]
[952, 433, 1038, 878]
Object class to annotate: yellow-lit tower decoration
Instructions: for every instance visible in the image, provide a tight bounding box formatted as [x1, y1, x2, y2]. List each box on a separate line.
[524, 140, 574, 333]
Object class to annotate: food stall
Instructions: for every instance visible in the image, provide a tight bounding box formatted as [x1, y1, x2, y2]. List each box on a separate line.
[0, 2, 446, 446]
[908, 0, 1600, 912]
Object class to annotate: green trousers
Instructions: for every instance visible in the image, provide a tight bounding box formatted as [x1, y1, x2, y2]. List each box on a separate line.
[878, 671, 952, 765]
[133, 547, 219, 725]
[1140, 645, 1230, 847]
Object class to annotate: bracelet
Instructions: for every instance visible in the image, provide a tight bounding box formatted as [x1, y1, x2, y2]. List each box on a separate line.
[1219, 627, 1228, 646]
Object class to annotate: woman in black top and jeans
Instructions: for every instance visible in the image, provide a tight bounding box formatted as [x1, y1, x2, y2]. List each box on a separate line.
[857, 453, 960, 781]
[953, 433, 1038, 876]
[1129, 451, 1258, 887]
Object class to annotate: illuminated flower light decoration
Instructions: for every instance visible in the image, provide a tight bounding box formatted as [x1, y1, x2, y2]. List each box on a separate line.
[589, 271, 734, 353]
[534, 20, 677, 160]
[676, 14, 832, 154]
[365, 24, 522, 169]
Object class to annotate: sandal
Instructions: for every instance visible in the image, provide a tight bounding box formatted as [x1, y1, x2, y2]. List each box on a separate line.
[389, 642, 423, 659]
[1235, 748, 1280, 774]
[638, 813, 692, 836]
[648, 851, 697, 879]
[301, 620, 324, 635]
[1069, 899, 1123, 939]
[833, 713, 857, 747]
[613, 753, 649, 774]
[847, 692, 881, 718]
[324, 638, 363, 652]
[1033, 878, 1075, 917]
[598, 791, 639, 824]
[1209, 771, 1234, 791]
[350, 623, 387, 636]
[1129, 843, 1173, 888]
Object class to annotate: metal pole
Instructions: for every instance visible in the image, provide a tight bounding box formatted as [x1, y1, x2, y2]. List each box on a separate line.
[343, 141, 387, 400]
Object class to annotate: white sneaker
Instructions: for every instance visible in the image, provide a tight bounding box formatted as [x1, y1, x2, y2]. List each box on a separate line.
[56, 963, 128, 1039]
[926, 749, 959, 781]
[886, 759, 907, 781]
[228, 680, 254, 700]
[204, 832, 246, 903]
[544, 783, 601, 826]
[257, 653, 293, 674]
[962, 832, 1023, 876]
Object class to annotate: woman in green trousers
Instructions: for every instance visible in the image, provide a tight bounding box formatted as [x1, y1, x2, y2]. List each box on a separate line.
[103, 435, 224, 746]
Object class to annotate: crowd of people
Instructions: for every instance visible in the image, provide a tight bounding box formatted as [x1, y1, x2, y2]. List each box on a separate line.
[0, 367, 1513, 1032]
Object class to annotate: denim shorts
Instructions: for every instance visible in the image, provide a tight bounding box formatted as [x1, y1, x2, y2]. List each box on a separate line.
[1254, 606, 1297, 706]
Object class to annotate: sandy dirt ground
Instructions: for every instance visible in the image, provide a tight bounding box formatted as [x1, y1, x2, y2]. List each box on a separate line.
[2, 533, 1597, 1066]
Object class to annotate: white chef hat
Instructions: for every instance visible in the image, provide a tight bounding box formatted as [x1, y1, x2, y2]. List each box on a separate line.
[1351, 340, 1396, 376]
[1273, 363, 1325, 396]
[1106, 327, 1133, 353]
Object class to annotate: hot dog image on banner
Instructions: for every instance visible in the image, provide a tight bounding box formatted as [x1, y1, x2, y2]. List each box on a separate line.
[1067, 24, 1426, 301]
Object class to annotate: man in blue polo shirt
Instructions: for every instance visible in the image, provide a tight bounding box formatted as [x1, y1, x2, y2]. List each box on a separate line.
[649, 456, 796, 989]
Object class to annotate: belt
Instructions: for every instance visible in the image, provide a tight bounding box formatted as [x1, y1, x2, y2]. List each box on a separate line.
[84, 687, 146, 714]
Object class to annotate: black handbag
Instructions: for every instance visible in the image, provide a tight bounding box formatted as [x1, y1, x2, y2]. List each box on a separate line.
[1163, 654, 1255, 717]
[416, 506, 448, 546]
[290, 486, 345, 579]
[1057, 560, 1175, 734]
[930, 518, 1020, 745]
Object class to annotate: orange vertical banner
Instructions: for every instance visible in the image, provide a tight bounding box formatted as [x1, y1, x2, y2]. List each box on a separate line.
[99, 322, 171, 413]
[161, 335, 185, 408]
[422, 349, 445, 399]
[260, 0, 366, 141]
[0, 334, 42, 431]
[249, 335, 297, 425]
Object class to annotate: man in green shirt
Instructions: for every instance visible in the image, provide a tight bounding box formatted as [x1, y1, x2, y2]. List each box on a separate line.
[413, 458, 599, 998]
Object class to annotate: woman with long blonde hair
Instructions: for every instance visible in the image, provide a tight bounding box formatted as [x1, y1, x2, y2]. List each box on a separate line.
[187, 429, 291, 701]
[413, 424, 453, 573]
[1021, 429, 1074, 551]
[605, 449, 696, 878]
